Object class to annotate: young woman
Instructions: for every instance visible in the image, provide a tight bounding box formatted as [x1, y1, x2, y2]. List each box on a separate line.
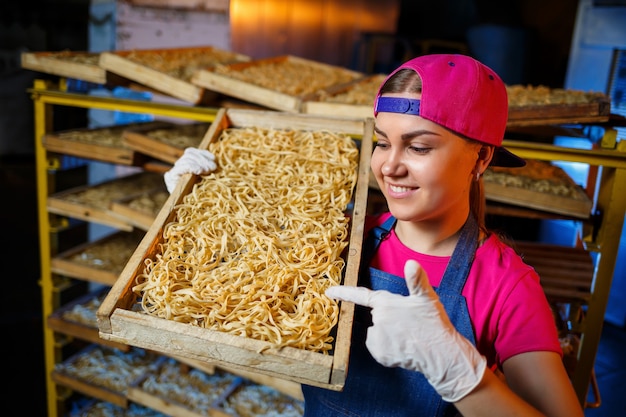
[164, 54, 584, 417]
[304, 55, 584, 417]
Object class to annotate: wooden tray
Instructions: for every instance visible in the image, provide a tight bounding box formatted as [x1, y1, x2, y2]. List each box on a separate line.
[302, 74, 387, 119]
[98, 109, 374, 390]
[47, 171, 164, 231]
[51, 230, 145, 285]
[483, 159, 593, 219]
[99, 46, 250, 104]
[128, 358, 243, 417]
[506, 86, 611, 127]
[110, 188, 170, 231]
[52, 345, 158, 407]
[191, 55, 363, 112]
[21, 50, 107, 84]
[48, 289, 129, 351]
[122, 121, 211, 165]
[43, 122, 161, 166]
[215, 379, 305, 417]
[515, 241, 594, 304]
[128, 358, 304, 417]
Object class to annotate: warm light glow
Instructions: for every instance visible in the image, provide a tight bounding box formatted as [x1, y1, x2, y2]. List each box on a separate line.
[230, 0, 399, 66]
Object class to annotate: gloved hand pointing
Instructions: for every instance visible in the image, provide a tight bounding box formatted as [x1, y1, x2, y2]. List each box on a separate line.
[325, 260, 486, 403]
[164, 147, 217, 193]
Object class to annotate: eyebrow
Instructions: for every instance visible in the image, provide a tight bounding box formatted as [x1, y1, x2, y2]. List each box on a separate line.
[374, 126, 440, 141]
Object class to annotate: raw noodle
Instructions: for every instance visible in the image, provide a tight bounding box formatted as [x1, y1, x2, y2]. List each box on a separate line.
[133, 127, 359, 353]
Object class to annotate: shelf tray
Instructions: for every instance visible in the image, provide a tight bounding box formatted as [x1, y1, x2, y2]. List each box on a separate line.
[483, 159, 593, 219]
[21, 50, 107, 84]
[128, 358, 243, 417]
[47, 171, 164, 230]
[51, 230, 145, 285]
[516, 241, 594, 304]
[48, 288, 129, 351]
[99, 46, 250, 104]
[110, 188, 169, 231]
[52, 345, 159, 407]
[43, 122, 161, 165]
[122, 121, 211, 165]
[98, 109, 374, 391]
[191, 55, 363, 112]
[506, 87, 611, 127]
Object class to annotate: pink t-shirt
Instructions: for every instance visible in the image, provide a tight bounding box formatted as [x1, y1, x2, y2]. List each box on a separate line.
[367, 213, 562, 369]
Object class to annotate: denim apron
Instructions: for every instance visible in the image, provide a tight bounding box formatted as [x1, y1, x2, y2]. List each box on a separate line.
[302, 215, 479, 417]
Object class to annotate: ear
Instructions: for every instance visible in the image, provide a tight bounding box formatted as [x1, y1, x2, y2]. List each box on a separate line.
[477, 146, 495, 165]
[478, 146, 490, 161]
[475, 146, 495, 178]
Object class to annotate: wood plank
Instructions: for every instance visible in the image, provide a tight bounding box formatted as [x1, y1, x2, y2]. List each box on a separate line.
[102, 309, 337, 388]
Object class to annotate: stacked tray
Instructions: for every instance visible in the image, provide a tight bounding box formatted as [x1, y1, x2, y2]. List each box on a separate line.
[99, 46, 251, 104]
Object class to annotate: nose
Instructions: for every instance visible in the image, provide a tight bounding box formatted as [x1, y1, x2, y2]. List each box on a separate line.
[381, 149, 406, 177]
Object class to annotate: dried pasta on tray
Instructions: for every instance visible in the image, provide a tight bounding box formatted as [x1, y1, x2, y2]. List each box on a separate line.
[98, 109, 374, 390]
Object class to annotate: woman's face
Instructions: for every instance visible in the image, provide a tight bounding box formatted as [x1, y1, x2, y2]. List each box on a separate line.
[371, 93, 482, 224]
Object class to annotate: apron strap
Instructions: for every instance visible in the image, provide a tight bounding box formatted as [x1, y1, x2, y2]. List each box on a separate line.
[363, 214, 479, 293]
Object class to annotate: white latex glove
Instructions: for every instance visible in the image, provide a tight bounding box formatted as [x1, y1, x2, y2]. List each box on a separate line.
[326, 260, 487, 403]
[164, 147, 217, 193]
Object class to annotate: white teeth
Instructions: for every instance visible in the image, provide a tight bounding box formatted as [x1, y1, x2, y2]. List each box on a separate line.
[389, 185, 411, 193]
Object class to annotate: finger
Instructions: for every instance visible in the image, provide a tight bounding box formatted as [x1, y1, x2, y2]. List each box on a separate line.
[325, 285, 375, 307]
[404, 259, 434, 297]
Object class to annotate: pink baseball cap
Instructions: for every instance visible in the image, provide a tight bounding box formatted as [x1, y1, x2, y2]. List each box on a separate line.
[374, 54, 525, 167]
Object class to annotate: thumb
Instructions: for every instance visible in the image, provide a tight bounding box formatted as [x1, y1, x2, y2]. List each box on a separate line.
[404, 260, 434, 297]
[325, 285, 375, 307]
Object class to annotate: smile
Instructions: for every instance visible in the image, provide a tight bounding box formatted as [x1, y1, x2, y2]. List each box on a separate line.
[389, 184, 414, 193]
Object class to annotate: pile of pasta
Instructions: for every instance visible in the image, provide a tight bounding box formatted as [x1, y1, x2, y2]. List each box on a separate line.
[134, 126, 359, 353]
[212, 59, 359, 96]
[318, 74, 387, 105]
[506, 84, 607, 107]
[140, 123, 209, 149]
[122, 48, 246, 81]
